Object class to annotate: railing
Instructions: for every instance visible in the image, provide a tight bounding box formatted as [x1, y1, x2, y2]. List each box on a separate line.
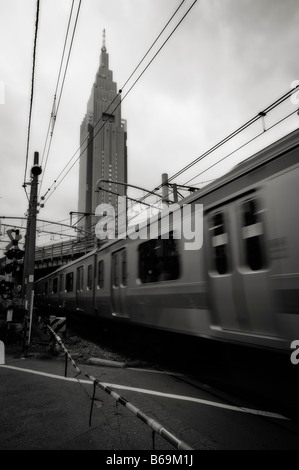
[0, 236, 97, 275]
[35, 236, 96, 262]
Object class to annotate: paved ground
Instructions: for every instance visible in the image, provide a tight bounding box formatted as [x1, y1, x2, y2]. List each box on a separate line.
[1, 313, 299, 457]
[1, 342, 299, 455]
[0, 347, 208, 453]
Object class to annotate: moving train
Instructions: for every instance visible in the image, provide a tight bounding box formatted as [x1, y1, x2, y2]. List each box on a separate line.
[34, 129, 299, 352]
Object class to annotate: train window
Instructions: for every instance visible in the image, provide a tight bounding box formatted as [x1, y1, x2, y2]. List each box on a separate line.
[65, 272, 73, 292]
[98, 260, 104, 289]
[52, 278, 58, 294]
[241, 198, 266, 270]
[122, 250, 127, 286]
[209, 212, 229, 275]
[76, 266, 84, 292]
[138, 233, 180, 283]
[112, 253, 119, 287]
[59, 274, 64, 293]
[87, 265, 93, 291]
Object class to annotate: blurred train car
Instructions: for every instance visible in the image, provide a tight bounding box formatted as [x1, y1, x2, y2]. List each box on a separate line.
[35, 129, 299, 352]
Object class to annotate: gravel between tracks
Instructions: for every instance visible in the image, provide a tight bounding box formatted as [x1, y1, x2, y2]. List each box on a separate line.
[2, 318, 151, 369]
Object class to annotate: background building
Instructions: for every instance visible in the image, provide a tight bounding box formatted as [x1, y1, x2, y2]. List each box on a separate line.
[77, 31, 127, 239]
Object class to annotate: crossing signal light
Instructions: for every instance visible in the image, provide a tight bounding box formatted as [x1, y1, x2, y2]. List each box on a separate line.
[5, 249, 15, 260]
[4, 261, 20, 274]
[5, 248, 25, 260]
[4, 229, 25, 277]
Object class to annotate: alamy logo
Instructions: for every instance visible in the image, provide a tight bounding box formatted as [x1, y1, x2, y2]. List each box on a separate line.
[0, 81, 4, 104]
[290, 340, 299, 365]
[0, 340, 4, 365]
[95, 196, 203, 251]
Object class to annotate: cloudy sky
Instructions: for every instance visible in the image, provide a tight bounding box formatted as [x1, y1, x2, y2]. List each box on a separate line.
[0, 0, 299, 253]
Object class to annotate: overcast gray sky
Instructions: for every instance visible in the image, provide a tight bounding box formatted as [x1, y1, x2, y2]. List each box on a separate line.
[0, 0, 299, 252]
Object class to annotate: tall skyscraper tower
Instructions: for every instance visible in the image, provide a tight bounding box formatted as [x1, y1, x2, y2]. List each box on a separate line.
[77, 30, 127, 238]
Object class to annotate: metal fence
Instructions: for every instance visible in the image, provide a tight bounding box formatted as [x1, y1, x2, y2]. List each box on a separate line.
[34, 236, 96, 262]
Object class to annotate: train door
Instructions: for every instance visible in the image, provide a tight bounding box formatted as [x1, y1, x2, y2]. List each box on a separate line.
[111, 248, 129, 318]
[207, 192, 277, 337]
[76, 265, 84, 311]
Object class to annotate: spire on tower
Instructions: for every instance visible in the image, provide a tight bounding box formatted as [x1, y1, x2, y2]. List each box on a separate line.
[101, 29, 107, 52]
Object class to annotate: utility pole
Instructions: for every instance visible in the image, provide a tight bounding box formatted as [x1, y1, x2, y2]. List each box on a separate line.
[22, 151, 42, 352]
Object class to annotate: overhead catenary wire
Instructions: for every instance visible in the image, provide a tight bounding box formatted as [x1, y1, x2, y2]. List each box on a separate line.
[39, 0, 82, 197]
[120, 0, 198, 103]
[0, 215, 77, 240]
[40, 0, 76, 169]
[45, 84, 299, 238]
[121, 0, 187, 91]
[183, 108, 299, 188]
[40, 0, 192, 202]
[125, 96, 299, 226]
[136, 85, 299, 207]
[40, 0, 198, 204]
[27, 1, 298, 241]
[4, 97, 296, 251]
[23, 0, 40, 198]
[45, 2, 296, 213]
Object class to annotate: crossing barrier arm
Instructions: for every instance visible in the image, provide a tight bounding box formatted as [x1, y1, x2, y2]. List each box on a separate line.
[85, 373, 193, 451]
[45, 322, 193, 450]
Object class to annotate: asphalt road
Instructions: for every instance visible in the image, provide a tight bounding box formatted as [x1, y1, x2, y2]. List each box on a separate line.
[1, 345, 299, 454]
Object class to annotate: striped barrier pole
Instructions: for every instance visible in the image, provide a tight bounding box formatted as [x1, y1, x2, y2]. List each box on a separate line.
[49, 316, 66, 337]
[46, 325, 81, 377]
[85, 373, 193, 451]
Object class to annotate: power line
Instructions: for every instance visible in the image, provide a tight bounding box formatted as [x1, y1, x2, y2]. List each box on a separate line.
[183, 107, 299, 188]
[40, 1, 189, 201]
[9, 101, 295, 247]
[40, 0, 197, 204]
[125, 89, 299, 225]
[55, 1, 82, 117]
[0, 217, 78, 252]
[39, 3, 297, 224]
[136, 85, 299, 206]
[40, 0, 75, 169]
[39, 0, 82, 197]
[0, 215, 77, 232]
[168, 88, 299, 183]
[45, 67, 295, 228]
[23, 0, 40, 195]
[120, 0, 198, 102]
[121, 0, 187, 91]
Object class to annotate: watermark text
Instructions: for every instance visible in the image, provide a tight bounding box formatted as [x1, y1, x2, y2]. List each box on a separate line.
[290, 340, 299, 365]
[95, 196, 203, 250]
